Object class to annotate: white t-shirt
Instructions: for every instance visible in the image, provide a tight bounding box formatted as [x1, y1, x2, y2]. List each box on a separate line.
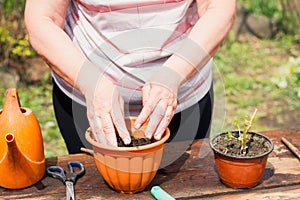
[53, 0, 212, 115]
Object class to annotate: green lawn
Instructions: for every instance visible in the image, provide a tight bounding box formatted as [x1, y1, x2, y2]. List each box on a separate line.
[214, 34, 300, 132]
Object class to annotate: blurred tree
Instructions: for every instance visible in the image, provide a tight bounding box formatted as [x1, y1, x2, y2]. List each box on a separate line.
[238, 0, 282, 18]
[0, 0, 35, 69]
[238, 0, 299, 42]
[280, 0, 300, 41]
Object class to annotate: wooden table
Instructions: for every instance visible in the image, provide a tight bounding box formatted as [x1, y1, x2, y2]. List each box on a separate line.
[1, 129, 300, 200]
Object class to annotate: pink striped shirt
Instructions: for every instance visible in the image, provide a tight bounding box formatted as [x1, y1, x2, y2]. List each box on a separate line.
[53, 0, 212, 115]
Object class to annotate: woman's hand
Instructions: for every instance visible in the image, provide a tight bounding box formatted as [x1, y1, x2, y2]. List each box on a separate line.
[77, 61, 131, 147]
[85, 76, 131, 146]
[134, 67, 183, 140]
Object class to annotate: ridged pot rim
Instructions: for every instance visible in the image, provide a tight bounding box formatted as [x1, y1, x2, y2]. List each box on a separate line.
[210, 131, 274, 159]
[85, 127, 170, 152]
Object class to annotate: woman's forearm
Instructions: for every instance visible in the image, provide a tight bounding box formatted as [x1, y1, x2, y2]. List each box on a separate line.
[24, 0, 86, 87]
[164, 0, 236, 85]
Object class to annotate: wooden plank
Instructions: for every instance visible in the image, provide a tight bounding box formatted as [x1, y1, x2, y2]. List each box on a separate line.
[0, 129, 300, 199]
[198, 185, 300, 200]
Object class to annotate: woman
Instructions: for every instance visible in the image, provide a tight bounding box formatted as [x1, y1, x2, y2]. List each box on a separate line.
[24, 0, 236, 154]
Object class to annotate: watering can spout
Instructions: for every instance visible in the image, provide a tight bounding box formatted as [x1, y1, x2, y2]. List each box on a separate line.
[5, 133, 25, 162]
[5, 133, 21, 162]
[5, 132, 29, 167]
[6, 133, 16, 149]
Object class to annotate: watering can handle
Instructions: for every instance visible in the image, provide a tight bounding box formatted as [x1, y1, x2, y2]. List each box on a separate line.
[2, 88, 23, 114]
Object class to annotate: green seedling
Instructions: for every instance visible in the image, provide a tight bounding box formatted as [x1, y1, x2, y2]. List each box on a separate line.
[241, 108, 258, 154]
[225, 119, 241, 140]
[225, 108, 258, 155]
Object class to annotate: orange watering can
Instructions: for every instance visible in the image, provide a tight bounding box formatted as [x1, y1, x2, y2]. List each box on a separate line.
[0, 88, 45, 189]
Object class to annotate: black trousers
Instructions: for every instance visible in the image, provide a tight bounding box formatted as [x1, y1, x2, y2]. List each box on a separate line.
[52, 80, 213, 154]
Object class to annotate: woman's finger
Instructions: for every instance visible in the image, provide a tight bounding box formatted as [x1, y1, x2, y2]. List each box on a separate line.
[98, 112, 118, 146]
[142, 84, 151, 106]
[134, 85, 159, 129]
[153, 105, 175, 140]
[93, 116, 107, 145]
[145, 100, 168, 138]
[111, 94, 131, 144]
[86, 101, 102, 142]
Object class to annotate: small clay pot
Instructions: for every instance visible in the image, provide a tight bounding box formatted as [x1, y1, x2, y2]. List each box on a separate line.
[210, 131, 274, 188]
[85, 117, 170, 194]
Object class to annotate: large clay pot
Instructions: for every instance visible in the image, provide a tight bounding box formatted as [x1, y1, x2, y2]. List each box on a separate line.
[0, 88, 45, 189]
[210, 131, 274, 188]
[85, 117, 170, 194]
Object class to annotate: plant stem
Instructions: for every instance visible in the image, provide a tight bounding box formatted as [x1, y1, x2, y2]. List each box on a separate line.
[241, 108, 258, 154]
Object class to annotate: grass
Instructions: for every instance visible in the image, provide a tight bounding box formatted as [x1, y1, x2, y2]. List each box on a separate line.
[0, 33, 299, 158]
[213, 33, 300, 133]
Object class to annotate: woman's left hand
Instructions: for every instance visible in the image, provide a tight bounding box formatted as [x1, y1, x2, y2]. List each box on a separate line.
[134, 67, 183, 140]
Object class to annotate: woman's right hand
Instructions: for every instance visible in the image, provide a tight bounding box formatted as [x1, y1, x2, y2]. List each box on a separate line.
[77, 61, 131, 147]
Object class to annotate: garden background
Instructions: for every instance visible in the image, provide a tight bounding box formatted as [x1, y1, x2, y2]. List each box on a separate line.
[0, 0, 299, 157]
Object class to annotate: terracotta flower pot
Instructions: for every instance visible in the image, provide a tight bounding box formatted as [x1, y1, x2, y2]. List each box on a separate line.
[210, 131, 274, 188]
[85, 117, 170, 194]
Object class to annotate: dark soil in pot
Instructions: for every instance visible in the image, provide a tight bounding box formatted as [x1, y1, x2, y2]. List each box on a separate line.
[116, 117, 156, 147]
[117, 135, 153, 147]
[212, 131, 272, 157]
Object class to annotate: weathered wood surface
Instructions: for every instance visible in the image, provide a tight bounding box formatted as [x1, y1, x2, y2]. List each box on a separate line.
[1, 129, 300, 200]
